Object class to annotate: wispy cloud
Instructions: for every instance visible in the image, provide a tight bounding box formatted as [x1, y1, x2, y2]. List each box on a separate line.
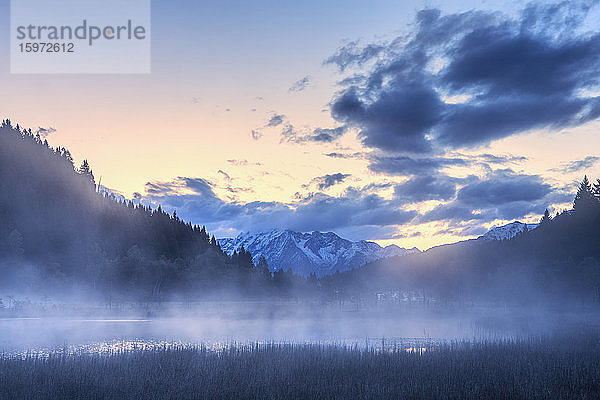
[551, 155, 600, 173]
[303, 173, 352, 191]
[139, 177, 417, 238]
[288, 75, 312, 93]
[227, 159, 263, 167]
[251, 113, 287, 140]
[35, 127, 56, 138]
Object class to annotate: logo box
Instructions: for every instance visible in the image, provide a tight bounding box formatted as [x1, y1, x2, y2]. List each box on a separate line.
[11, 0, 151, 74]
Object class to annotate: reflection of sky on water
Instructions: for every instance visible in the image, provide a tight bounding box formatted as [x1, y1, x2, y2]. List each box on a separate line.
[2, 337, 442, 360]
[0, 311, 585, 356]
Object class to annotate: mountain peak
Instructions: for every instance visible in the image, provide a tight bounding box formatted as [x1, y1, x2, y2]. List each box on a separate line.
[218, 230, 420, 277]
[478, 221, 538, 241]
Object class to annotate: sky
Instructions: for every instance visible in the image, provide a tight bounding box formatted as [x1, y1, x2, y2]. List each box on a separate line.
[1, 0, 600, 250]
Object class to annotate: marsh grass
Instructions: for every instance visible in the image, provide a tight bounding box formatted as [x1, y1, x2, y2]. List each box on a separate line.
[1, 336, 599, 399]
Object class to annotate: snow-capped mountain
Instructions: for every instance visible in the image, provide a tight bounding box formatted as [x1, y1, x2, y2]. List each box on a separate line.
[478, 221, 538, 241]
[218, 230, 420, 277]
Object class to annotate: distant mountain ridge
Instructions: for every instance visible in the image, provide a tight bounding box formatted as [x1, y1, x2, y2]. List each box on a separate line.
[478, 221, 538, 241]
[218, 230, 420, 277]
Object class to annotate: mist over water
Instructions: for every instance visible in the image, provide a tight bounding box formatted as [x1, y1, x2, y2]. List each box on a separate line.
[1, 301, 595, 356]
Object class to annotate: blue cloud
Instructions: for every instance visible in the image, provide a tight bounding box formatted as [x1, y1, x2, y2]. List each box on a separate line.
[267, 114, 285, 127]
[553, 156, 600, 173]
[420, 169, 554, 223]
[394, 175, 460, 202]
[288, 75, 311, 92]
[305, 173, 352, 190]
[368, 155, 468, 176]
[328, 1, 600, 153]
[140, 177, 417, 236]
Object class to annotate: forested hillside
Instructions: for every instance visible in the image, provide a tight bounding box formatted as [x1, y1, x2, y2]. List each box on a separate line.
[2, 119, 600, 306]
[0, 120, 299, 300]
[323, 178, 600, 306]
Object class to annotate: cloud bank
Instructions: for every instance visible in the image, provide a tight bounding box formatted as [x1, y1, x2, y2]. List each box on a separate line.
[327, 1, 600, 153]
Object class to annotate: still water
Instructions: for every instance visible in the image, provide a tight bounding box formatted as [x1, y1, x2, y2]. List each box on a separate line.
[0, 309, 557, 357]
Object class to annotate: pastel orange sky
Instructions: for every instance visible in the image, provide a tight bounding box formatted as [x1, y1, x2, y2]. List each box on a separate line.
[2, 0, 600, 250]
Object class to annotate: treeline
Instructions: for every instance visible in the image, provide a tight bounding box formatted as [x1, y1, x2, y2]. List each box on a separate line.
[323, 176, 600, 307]
[3, 118, 600, 306]
[0, 120, 310, 300]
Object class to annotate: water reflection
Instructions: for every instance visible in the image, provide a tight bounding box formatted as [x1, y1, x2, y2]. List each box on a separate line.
[2, 337, 442, 359]
[0, 310, 583, 357]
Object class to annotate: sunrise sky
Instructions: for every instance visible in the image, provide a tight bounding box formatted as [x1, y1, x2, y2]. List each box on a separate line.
[2, 0, 600, 249]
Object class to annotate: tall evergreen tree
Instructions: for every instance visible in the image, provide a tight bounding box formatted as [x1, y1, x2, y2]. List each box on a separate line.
[256, 256, 271, 279]
[593, 179, 600, 199]
[78, 159, 95, 190]
[574, 176, 598, 214]
[539, 209, 552, 226]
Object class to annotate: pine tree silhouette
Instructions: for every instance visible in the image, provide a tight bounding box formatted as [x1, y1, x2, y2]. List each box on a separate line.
[574, 176, 598, 215]
[539, 209, 551, 226]
[78, 159, 95, 191]
[593, 179, 600, 199]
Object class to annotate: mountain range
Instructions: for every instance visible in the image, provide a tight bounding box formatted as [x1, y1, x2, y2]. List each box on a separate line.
[219, 221, 539, 277]
[218, 230, 420, 277]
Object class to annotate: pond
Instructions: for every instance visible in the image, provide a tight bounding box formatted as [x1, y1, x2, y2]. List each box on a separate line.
[0, 307, 566, 356]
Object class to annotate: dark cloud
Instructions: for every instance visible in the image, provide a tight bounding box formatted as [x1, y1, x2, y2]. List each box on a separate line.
[267, 114, 285, 127]
[289, 75, 312, 92]
[178, 177, 217, 196]
[217, 170, 232, 181]
[394, 175, 460, 203]
[332, 85, 443, 153]
[361, 182, 394, 192]
[476, 153, 528, 164]
[253, 114, 346, 144]
[293, 189, 417, 230]
[139, 177, 416, 237]
[279, 123, 298, 143]
[368, 155, 468, 176]
[324, 40, 386, 71]
[225, 186, 254, 194]
[324, 151, 366, 159]
[306, 173, 352, 190]
[144, 178, 218, 206]
[367, 152, 539, 205]
[310, 126, 347, 142]
[552, 155, 600, 173]
[140, 166, 570, 241]
[281, 125, 347, 144]
[420, 169, 553, 223]
[255, 112, 348, 144]
[35, 127, 56, 138]
[456, 169, 551, 207]
[279, 123, 348, 144]
[337, 74, 368, 87]
[227, 159, 263, 167]
[251, 114, 287, 140]
[328, 1, 600, 153]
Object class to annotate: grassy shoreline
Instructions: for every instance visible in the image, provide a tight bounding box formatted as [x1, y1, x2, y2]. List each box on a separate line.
[1, 337, 599, 399]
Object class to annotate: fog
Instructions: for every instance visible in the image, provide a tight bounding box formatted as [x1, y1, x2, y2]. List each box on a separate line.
[1, 291, 598, 357]
[2, 122, 600, 360]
